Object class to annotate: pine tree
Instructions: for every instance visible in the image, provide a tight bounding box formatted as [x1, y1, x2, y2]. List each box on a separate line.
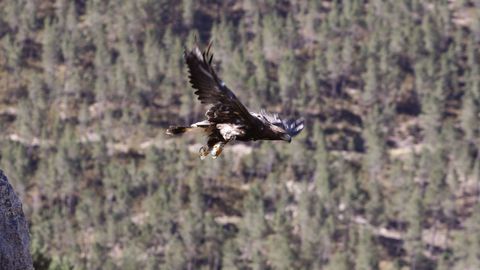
[278, 50, 297, 105]
[296, 182, 320, 266]
[422, 14, 439, 55]
[313, 123, 331, 202]
[251, 32, 269, 103]
[42, 18, 58, 90]
[238, 183, 267, 269]
[325, 251, 350, 270]
[354, 228, 379, 270]
[362, 56, 379, 105]
[203, 213, 222, 270]
[461, 38, 479, 142]
[2, 34, 21, 76]
[182, 0, 194, 26]
[325, 38, 342, 93]
[164, 237, 187, 269]
[405, 184, 424, 268]
[262, 13, 283, 60]
[222, 239, 240, 270]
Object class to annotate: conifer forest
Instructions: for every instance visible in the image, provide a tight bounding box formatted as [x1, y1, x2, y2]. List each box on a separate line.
[0, 0, 480, 269]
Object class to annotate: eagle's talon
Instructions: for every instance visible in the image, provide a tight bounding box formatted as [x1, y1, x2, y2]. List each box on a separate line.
[211, 143, 224, 159]
[199, 146, 209, 160]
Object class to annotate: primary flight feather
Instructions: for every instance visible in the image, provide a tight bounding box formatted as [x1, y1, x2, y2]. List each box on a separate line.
[166, 42, 304, 159]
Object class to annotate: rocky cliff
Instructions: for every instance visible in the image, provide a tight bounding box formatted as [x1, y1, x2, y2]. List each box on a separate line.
[0, 170, 33, 270]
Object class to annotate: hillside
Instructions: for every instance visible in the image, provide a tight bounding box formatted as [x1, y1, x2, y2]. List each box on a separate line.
[0, 0, 479, 269]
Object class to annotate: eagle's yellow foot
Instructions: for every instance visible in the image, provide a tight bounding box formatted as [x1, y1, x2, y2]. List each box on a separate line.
[211, 143, 224, 159]
[199, 146, 209, 160]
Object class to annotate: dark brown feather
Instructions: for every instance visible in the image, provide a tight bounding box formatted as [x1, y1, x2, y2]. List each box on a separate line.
[184, 45, 261, 128]
[166, 126, 188, 135]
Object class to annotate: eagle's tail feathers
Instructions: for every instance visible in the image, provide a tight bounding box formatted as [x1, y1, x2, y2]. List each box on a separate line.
[166, 126, 189, 136]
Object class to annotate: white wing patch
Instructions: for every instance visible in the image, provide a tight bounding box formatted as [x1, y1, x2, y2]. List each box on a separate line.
[217, 124, 244, 140]
[193, 47, 214, 79]
[191, 120, 211, 127]
[194, 47, 203, 60]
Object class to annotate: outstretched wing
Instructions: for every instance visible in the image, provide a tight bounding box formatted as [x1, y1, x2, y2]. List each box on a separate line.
[185, 43, 258, 126]
[281, 119, 305, 137]
[258, 110, 305, 137]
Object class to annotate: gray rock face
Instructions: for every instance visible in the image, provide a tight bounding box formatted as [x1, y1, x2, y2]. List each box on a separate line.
[0, 170, 33, 270]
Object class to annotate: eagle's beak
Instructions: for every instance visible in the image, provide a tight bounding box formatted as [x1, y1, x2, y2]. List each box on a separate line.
[282, 134, 292, 143]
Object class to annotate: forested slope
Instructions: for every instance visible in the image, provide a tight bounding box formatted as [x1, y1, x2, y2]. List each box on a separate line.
[0, 0, 479, 269]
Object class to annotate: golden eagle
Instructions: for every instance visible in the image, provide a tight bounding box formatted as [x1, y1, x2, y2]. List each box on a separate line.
[166, 43, 304, 159]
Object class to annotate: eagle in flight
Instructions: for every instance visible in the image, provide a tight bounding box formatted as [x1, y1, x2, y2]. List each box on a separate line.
[166, 42, 304, 159]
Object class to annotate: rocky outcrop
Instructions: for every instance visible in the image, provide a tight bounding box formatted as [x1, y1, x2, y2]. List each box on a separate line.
[0, 170, 33, 270]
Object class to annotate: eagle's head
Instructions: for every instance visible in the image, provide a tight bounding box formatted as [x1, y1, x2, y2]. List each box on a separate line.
[255, 111, 304, 143]
[268, 124, 292, 143]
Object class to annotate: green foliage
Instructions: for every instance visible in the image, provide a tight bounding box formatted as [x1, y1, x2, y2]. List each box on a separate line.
[354, 228, 379, 270]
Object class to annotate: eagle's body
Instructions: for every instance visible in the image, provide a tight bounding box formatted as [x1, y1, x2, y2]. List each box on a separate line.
[167, 43, 304, 159]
